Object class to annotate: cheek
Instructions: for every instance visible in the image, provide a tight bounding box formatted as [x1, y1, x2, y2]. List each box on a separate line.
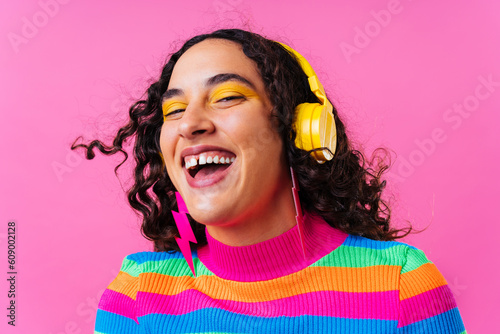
[159, 127, 178, 178]
[223, 105, 279, 147]
[255, 126, 282, 150]
[159, 125, 175, 154]
[236, 118, 283, 159]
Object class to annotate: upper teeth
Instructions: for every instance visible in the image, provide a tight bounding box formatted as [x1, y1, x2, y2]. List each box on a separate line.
[185, 154, 235, 169]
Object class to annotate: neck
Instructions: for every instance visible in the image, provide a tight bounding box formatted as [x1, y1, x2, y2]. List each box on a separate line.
[205, 172, 296, 246]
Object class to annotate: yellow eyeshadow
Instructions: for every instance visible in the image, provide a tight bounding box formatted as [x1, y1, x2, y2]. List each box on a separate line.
[210, 83, 258, 101]
[162, 101, 187, 115]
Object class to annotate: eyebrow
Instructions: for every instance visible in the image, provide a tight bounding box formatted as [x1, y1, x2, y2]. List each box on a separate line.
[161, 73, 256, 102]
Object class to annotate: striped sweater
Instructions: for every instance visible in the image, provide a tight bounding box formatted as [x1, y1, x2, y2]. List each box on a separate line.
[95, 214, 466, 333]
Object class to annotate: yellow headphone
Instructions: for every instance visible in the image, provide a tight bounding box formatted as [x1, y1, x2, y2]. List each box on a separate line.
[278, 42, 337, 162]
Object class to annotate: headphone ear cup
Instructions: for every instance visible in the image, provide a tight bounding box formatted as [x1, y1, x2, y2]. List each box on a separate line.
[294, 102, 337, 162]
[312, 103, 336, 161]
[294, 102, 316, 153]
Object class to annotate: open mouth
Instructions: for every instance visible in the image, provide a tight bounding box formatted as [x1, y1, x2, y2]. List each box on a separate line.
[184, 152, 236, 179]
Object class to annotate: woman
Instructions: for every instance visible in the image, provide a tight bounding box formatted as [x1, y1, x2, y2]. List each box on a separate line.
[74, 29, 466, 333]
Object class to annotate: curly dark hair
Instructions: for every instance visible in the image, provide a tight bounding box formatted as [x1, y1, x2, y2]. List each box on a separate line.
[72, 28, 410, 252]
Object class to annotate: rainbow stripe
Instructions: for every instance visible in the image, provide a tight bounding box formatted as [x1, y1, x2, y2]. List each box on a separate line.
[95, 225, 466, 333]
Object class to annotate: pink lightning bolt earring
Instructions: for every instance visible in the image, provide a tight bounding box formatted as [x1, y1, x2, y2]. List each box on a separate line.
[159, 152, 198, 276]
[290, 167, 307, 259]
[171, 192, 198, 277]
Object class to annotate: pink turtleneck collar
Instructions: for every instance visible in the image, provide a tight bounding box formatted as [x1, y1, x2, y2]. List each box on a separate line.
[197, 214, 348, 282]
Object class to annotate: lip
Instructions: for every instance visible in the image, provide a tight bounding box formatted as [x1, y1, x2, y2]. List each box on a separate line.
[183, 162, 234, 188]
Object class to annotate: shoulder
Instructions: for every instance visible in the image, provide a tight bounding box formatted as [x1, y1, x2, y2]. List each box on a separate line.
[96, 251, 179, 330]
[341, 236, 460, 305]
[339, 234, 450, 289]
[327, 234, 422, 268]
[118, 250, 192, 276]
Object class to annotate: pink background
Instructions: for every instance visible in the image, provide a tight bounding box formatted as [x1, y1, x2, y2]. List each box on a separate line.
[1, 0, 498, 332]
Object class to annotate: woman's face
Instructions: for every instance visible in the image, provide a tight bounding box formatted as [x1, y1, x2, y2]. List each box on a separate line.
[159, 39, 291, 227]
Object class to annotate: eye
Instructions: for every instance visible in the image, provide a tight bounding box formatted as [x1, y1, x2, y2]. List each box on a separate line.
[162, 101, 187, 121]
[211, 95, 246, 110]
[163, 109, 185, 121]
[167, 109, 185, 116]
[217, 96, 244, 103]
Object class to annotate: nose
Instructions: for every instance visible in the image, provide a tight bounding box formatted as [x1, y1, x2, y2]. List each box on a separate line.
[177, 103, 215, 139]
